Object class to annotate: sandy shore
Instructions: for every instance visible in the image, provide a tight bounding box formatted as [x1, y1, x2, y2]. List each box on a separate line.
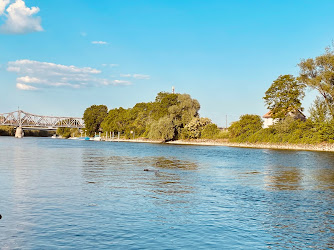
[167, 140, 334, 152]
[104, 138, 334, 152]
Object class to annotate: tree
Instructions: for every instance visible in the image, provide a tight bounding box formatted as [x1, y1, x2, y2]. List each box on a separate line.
[151, 92, 179, 120]
[147, 93, 200, 140]
[182, 117, 212, 139]
[148, 116, 175, 141]
[263, 75, 305, 119]
[229, 114, 263, 139]
[101, 107, 127, 132]
[201, 123, 220, 139]
[83, 105, 108, 136]
[299, 45, 334, 118]
[87, 92, 201, 141]
[309, 96, 332, 124]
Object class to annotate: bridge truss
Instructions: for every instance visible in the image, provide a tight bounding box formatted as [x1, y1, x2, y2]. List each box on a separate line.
[0, 110, 85, 130]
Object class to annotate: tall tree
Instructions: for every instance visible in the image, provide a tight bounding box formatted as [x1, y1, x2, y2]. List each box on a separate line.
[148, 93, 200, 140]
[263, 75, 305, 119]
[299, 46, 334, 118]
[83, 105, 108, 136]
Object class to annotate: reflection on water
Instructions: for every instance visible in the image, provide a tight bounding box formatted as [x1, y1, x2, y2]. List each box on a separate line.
[315, 169, 334, 190]
[1, 138, 334, 249]
[81, 153, 197, 209]
[265, 166, 303, 190]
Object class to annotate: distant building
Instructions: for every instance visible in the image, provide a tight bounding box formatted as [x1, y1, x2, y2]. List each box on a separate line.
[262, 109, 306, 128]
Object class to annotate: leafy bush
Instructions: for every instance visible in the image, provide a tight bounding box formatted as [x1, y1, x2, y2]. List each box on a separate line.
[182, 117, 212, 139]
[229, 114, 263, 141]
[200, 123, 220, 139]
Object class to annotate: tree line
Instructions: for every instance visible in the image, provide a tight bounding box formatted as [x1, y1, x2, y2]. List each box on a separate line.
[54, 44, 334, 144]
[229, 45, 334, 144]
[78, 92, 227, 141]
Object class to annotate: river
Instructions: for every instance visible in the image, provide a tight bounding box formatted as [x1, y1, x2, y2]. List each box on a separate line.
[0, 137, 334, 249]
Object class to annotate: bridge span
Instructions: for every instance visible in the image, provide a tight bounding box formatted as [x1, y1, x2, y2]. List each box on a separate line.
[0, 110, 85, 138]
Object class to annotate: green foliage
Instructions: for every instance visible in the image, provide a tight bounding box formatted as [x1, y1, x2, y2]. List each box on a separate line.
[101, 107, 130, 133]
[0, 126, 15, 136]
[263, 75, 305, 119]
[309, 96, 332, 124]
[200, 123, 221, 139]
[56, 127, 71, 138]
[24, 130, 53, 137]
[97, 92, 201, 141]
[152, 92, 179, 120]
[299, 45, 334, 118]
[56, 127, 80, 138]
[238, 117, 334, 144]
[148, 116, 175, 141]
[182, 117, 212, 139]
[0, 126, 54, 137]
[83, 105, 108, 136]
[229, 114, 263, 141]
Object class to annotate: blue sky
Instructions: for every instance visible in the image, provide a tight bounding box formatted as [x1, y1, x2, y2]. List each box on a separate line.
[1, 0, 334, 126]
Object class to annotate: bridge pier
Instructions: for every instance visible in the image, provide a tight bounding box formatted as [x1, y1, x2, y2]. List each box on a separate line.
[15, 126, 24, 138]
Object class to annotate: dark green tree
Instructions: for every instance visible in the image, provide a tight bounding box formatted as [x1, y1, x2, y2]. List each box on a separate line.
[89, 92, 200, 141]
[151, 92, 179, 120]
[263, 75, 305, 119]
[83, 105, 108, 136]
[101, 107, 131, 134]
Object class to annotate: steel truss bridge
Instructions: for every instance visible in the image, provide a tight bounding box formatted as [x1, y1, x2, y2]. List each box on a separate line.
[0, 110, 85, 130]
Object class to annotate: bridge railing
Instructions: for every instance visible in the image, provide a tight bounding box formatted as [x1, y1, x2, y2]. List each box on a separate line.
[0, 110, 85, 129]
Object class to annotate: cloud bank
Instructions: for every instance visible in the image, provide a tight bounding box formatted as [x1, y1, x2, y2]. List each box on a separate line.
[8, 59, 131, 90]
[0, 0, 43, 34]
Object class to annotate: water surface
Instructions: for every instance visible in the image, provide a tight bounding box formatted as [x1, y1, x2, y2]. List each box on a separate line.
[1, 137, 334, 249]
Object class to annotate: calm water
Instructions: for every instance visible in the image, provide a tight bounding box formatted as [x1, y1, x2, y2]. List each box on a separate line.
[1, 137, 334, 249]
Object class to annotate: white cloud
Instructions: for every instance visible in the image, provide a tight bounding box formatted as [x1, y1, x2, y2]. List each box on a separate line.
[17, 76, 43, 83]
[91, 41, 108, 45]
[112, 80, 131, 85]
[120, 73, 150, 80]
[0, 0, 10, 15]
[7, 59, 130, 90]
[0, 0, 43, 34]
[16, 82, 37, 90]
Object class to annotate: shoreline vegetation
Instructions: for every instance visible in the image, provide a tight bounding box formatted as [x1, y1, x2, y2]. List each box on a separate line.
[72, 45, 334, 149]
[2, 45, 334, 152]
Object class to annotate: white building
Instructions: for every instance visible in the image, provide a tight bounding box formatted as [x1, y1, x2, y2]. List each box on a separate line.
[262, 110, 306, 128]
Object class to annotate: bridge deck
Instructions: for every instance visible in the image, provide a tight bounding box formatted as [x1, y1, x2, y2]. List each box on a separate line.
[0, 110, 85, 129]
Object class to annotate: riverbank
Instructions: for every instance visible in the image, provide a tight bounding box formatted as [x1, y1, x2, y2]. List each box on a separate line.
[166, 139, 334, 152]
[106, 138, 334, 152]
